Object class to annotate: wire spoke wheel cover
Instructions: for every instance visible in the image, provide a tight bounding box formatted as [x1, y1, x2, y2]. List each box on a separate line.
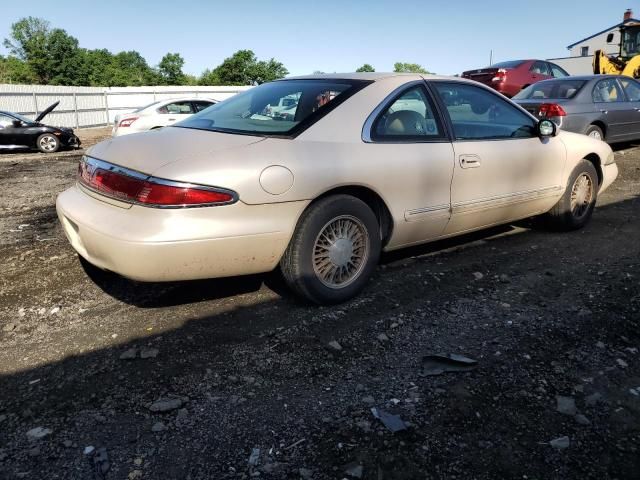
[312, 215, 369, 289]
[570, 173, 593, 219]
[39, 135, 58, 152]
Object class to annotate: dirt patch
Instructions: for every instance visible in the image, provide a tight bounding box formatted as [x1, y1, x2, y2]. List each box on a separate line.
[0, 140, 638, 479]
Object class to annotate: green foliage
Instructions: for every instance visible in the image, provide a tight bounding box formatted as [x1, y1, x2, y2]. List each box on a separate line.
[356, 64, 375, 72]
[203, 49, 288, 85]
[158, 52, 185, 85]
[2, 17, 289, 87]
[393, 62, 433, 74]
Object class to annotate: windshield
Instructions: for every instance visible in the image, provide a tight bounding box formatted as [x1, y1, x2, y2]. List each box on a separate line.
[622, 26, 640, 57]
[175, 79, 367, 136]
[11, 112, 36, 124]
[513, 80, 586, 100]
[487, 60, 524, 69]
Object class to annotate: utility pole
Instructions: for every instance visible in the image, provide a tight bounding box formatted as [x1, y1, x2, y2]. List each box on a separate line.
[489, 50, 493, 66]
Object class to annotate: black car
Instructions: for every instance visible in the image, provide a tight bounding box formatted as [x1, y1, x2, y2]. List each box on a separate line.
[0, 101, 81, 153]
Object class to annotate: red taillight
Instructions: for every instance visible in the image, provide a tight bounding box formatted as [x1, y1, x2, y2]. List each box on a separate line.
[491, 68, 507, 82]
[78, 158, 235, 207]
[118, 116, 138, 127]
[538, 103, 567, 117]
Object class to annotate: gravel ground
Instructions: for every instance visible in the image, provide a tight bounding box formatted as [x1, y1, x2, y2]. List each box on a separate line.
[0, 133, 638, 479]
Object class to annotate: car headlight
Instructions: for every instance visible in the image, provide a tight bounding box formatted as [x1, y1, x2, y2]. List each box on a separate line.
[604, 151, 615, 165]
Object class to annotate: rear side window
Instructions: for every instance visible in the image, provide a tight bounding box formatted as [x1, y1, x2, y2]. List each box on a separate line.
[434, 82, 536, 140]
[530, 61, 550, 75]
[593, 79, 624, 102]
[372, 85, 444, 140]
[513, 80, 586, 100]
[158, 101, 195, 114]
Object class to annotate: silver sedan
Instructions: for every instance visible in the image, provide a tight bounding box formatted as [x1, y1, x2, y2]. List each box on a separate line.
[57, 73, 617, 304]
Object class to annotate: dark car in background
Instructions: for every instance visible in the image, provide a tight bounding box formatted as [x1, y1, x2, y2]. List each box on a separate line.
[462, 60, 570, 98]
[0, 101, 81, 153]
[513, 75, 640, 143]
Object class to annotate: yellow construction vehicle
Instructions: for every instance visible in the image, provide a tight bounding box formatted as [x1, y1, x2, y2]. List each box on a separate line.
[593, 21, 640, 77]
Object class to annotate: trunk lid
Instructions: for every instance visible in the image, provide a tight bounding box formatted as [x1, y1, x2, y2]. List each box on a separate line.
[87, 126, 265, 176]
[461, 67, 503, 84]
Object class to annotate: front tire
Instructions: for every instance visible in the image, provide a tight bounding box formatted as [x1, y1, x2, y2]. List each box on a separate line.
[280, 195, 381, 304]
[36, 133, 60, 153]
[544, 159, 598, 230]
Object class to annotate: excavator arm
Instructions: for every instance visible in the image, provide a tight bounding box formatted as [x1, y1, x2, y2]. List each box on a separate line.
[593, 49, 640, 78]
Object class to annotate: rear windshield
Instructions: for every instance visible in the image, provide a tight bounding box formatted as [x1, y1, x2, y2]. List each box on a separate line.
[174, 79, 368, 136]
[513, 80, 587, 100]
[488, 60, 524, 69]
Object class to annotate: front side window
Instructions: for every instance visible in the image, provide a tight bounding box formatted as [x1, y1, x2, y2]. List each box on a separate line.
[593, 79, 624, 102]
[176, 80, 367, 136]
[193, 101, 214, 112]
[372, 85, 444, 140]
[0, 114, 14, 128]
[620, 77, 640, 101]
[549, 63, 569, 78]
[434, 82, 536, 140]
[513, 80, 586, 100]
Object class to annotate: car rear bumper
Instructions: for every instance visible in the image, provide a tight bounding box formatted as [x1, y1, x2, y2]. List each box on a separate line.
[56, 185, 308, 282]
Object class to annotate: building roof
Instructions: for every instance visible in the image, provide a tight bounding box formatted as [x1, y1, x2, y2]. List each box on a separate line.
[567, 18, 640, 49]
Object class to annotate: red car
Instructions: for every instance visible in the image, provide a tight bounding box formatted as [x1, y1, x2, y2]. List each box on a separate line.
[461, 60, 570, 98]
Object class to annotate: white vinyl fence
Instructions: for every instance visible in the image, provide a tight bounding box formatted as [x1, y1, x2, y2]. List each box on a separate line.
[0, 84, 250, 129]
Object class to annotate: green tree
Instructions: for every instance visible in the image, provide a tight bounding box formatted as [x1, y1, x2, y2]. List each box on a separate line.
[46, 28, 84, 85]
[3, 17, 51, 83]
[199, 68, 220, 85]
[205, 50, 288, 85]
[158, 52, 185, 85]
[0, 55, 36, 83]
[393, 62, 432, 74]
[356, 64, 375, 72]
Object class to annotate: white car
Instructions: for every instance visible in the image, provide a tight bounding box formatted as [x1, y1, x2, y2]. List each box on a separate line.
[112, 98, 216, 137]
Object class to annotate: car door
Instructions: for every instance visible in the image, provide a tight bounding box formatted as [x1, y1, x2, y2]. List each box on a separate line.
[364, 82, 455, 247]
[592, 78, 633, 141]
[0, 114, 15, 146]
[430, 81, 566, 234]
[617, 77, 640, 138]
[155, 101, 195, 127]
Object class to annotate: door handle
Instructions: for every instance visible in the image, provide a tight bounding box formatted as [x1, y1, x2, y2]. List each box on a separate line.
[459, 154, 481, 168]
[599, 109, 608, 114]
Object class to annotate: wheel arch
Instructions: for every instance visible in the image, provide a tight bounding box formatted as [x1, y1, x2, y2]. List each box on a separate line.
[310, 185, 394, 247]
[584, 152, 603, 186]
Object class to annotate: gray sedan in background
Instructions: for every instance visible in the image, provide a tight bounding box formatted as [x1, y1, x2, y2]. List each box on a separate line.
[513, 75, 640, 143]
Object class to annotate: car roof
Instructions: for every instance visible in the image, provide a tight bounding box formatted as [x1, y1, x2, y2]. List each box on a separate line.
[283, 72, 455, 82]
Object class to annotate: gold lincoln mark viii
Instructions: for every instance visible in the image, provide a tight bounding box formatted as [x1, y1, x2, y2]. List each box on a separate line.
[56, 73, 618, 304]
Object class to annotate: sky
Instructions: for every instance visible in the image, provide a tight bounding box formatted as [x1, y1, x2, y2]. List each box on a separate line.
[0, 0, 636, 77]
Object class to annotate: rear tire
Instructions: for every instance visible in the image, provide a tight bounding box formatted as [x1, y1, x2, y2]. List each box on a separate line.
[37, 133, 60, 153]
[543, 159, 598, 231]
[585, 125, 604, 141]
[280, 195, 381, 305]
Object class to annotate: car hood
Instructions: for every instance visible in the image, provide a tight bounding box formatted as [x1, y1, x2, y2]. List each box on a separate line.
[86, 126, 266, 176]
[35, 101, 60, 122]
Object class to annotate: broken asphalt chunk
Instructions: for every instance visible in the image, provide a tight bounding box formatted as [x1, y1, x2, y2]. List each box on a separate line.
[421, 353, 478, 376]
[371, 407, 408, 432]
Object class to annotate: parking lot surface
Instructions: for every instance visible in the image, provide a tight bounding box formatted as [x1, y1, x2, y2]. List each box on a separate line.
[0, 131, 638, 479]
